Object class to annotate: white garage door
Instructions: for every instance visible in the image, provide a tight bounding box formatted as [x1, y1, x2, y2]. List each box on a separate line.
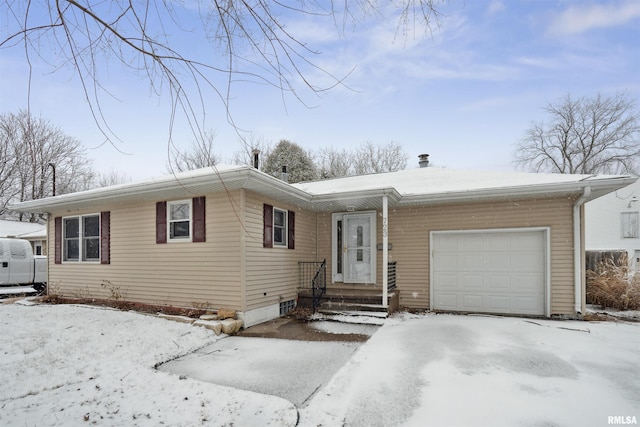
[431, 229, 547, 316]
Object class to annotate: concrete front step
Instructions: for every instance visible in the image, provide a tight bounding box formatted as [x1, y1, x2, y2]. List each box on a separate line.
[298, 289, 400, 314]
[318, 300, 389, 313]
[318, 309, 389, 319]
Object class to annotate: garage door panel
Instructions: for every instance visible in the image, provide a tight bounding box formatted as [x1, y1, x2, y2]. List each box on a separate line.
[486, 234, 510, 251]
[486, 254, 511, 269]
[513, 296, 543, 314]
[514, 274, 544, 293]
[437, 236, 460, 251]
[462, 254, 483, 270]
[517, 232, 545, 247]
[432, 230, 546, 316]
[461, 295, 483, 310]
[435, 293, 459, 309]
[461, 274, 483, 289]
[433, 253, 458, 269]
[485, 275, 510, 290]
[512, 253, 544, 270]
[486, 296, 510, 311]
[461, 234, 484, 250]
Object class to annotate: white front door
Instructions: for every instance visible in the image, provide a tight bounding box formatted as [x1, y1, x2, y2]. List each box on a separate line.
[343, 213, 376, 283]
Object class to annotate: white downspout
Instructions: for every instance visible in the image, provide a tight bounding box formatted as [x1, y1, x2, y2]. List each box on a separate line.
[573, 186, 591, 315]
[382, 195, 389, 308]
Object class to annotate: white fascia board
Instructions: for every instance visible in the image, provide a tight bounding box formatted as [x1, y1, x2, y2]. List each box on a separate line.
[309, 187, 401, 203]
[399, 175, 638, 205]
[11, 166, 313, 213]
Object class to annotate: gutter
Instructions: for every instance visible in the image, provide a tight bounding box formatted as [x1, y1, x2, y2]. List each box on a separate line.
[573, 186, 591, 314]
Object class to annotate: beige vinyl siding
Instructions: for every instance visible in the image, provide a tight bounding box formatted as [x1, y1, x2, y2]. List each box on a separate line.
[392, 197, 576, 314]
[316, 212, 333, 280]
[242, 190, 317, 311]
[48, 191, 244, 310]
[316, 197, 577, 315]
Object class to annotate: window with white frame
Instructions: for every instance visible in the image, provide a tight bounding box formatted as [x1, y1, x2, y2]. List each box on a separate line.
[273, 208, 287, 247]
[63, 214, 100, 262]
[168, 200, 191, 241]
[621, 212, 639, 238]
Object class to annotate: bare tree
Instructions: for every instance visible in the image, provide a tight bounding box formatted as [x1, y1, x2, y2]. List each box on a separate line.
[514, 93, 640, 174]
[167, 130, 221, 173]
[231, 135, 273, 169]
[263, 140, 317, 183]
[95, 169, 132, 188]
[352, 141, 409, 175]
[317, 147, 353, 179]
[0, 110, 95, 221]
[1, 1, 443, 146]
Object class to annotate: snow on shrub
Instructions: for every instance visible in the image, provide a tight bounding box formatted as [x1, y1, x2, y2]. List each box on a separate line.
[586, 255, 640, 311]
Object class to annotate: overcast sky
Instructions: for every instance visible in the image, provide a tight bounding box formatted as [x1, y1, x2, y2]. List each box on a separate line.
[1, 0, 639, 180]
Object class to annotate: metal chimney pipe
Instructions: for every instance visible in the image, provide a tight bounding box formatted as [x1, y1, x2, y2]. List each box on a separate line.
[281, 165, 289, 182]
[251, 149, 260, 169]
[418, 154, 430, 168]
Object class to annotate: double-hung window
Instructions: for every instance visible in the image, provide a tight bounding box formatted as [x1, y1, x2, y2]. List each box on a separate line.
[168, 200, 192, 241]
[156, 197, 205, 244]
[263, 204, 294, 249]
[273, 208, 287, 247]
[63, 214, 100, 262]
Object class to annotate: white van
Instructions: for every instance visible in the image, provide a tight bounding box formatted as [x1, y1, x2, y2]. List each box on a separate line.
[0, 238, 47, 290]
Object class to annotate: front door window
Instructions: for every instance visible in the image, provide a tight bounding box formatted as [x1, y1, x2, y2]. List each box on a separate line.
[332, 212, 376, 284]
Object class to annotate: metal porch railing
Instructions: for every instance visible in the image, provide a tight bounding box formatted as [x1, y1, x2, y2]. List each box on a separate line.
[387, 261, 397, 290]
[298, 259, 326, 313]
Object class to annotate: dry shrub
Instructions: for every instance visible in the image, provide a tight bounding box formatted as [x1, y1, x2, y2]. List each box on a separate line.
[586, 255, 640, 310]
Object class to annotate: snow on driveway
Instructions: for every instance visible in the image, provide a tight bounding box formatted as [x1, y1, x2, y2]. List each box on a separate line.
[160, 337, 362, 406]
[299, 313, 640, 427]
[1, 302, 638, 427]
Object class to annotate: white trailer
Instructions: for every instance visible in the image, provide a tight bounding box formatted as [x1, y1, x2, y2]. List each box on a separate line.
[0, 238, 47, 295]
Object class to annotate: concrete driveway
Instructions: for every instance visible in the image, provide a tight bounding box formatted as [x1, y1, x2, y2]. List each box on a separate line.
[159, 318, 379, 406]
[160, 313, 640, 426]
[300, 313, 640, 427]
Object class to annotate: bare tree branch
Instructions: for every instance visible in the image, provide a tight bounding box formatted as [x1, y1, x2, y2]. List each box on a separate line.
[0, 110, 96, 220]
[1, 1, 443, 150]
[514, 93, 640, 175]
[167, 129, 221, 173]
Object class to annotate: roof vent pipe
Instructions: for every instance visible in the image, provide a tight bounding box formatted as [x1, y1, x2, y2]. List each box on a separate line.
[418, 154, 430, 168]
[281, 165, 289, 183]
[251, 149, 260, 169]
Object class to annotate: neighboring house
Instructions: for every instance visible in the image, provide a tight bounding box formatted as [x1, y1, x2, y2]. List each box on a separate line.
[585, 179, 640, 270]
[0, 219, 47, 255]
[12, 164, 636, 327]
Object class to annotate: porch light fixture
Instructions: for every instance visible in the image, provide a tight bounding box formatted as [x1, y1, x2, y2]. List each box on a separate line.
[628, 196, 638, 208]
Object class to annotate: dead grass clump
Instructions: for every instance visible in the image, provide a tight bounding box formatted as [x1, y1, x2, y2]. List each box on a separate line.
[586, 256, 640, 311]
[286, 306, 313, 320]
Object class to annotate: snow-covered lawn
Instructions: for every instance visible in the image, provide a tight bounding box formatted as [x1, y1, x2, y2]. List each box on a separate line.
[1, 300, 639, 427]
[0, 302, 297, 426]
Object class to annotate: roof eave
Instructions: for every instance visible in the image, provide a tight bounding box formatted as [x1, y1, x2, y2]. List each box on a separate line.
[309, 188, 402, 211]
[399, 175, 638, 205]
[11, 166, 314, 213]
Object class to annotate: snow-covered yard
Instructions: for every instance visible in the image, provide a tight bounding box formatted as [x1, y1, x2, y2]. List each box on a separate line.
[0, 301, 297, 426]
[1, 300, 638, 427]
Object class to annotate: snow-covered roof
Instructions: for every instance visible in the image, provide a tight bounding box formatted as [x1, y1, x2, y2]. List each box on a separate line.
[292, 167, 638, 208]
[10, 165, 638, 213]
[0, 219, 47, 239]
